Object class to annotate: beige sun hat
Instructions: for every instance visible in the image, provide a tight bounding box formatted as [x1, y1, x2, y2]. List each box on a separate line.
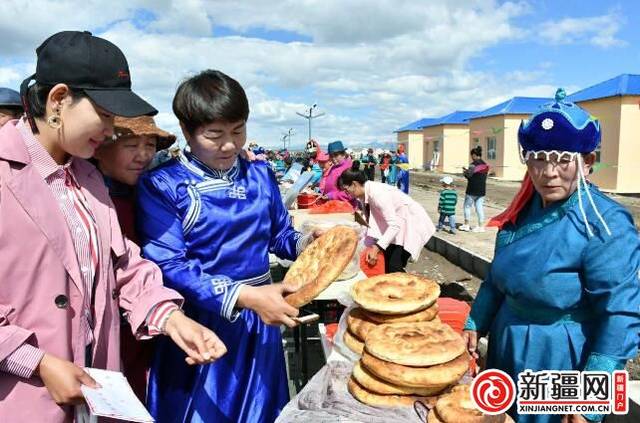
[113, 116, 176, 150]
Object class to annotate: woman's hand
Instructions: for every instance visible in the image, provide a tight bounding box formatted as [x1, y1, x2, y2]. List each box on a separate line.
[366, 245, 380, 265]
[164, 311, 227, 365]
[237, 284, 300, 327]
[38, 353, 100, 405]
[240, 149, 257, 162]
[462, 330, 479, 360]
[312, 229, 326, 239]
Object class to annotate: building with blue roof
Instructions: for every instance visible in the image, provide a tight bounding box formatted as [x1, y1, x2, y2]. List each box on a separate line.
[468, 97, 551, 180]
[567, 74, 640, 193]
[420, 111, 477, 173]
[394, 117, 437, 169]
[394, 117, 438, 132]
[392, 74, 639, 191]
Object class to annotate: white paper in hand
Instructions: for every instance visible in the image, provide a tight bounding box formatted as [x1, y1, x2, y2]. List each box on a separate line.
[80, 368, 154, 422]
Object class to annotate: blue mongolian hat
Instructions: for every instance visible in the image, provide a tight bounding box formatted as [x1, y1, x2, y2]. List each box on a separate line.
[517, 88, 611, 238]
[327, 140, 346, 154]
[0, 87, 22, 108]
[518, 88, 601, 154]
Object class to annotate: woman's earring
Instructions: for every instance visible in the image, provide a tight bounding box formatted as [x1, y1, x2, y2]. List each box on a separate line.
[47, 106, 62, 130]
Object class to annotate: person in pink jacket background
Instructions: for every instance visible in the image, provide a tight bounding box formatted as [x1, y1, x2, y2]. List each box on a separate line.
[319, 140, 358, 208]
[339, 160, 436, 273]
[0, 31, 225, 422]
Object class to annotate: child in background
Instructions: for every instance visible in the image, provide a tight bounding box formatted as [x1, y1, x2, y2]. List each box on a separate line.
[437, 176, 458, 234]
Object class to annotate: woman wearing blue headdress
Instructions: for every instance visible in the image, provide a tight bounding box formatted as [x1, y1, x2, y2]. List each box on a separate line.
[463, 89, 640, 423]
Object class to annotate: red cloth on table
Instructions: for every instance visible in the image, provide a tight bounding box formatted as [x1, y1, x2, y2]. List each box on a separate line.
[359, 247, 385, 277]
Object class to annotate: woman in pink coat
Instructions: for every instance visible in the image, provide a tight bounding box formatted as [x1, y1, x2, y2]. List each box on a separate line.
[0, 31, 225, 422]
[339, 161, 435, 273]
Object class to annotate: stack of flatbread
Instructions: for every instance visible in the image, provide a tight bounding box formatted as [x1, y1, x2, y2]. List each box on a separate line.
[345, 273, 470, 408]
[428, 384, 515, 423]
[344, 273, 441, 355]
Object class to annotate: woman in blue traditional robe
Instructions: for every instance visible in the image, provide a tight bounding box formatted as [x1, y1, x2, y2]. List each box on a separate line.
[396, 145, 410, 194]
[137, 70, 311, 423]
[463, 89, 640, 423]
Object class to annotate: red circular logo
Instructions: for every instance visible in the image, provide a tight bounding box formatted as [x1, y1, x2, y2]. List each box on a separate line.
[471, 369, 516, 415]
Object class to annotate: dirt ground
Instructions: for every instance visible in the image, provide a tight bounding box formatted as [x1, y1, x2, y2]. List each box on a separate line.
[410, 170, 640, 227]
[407, 249, 482, 301]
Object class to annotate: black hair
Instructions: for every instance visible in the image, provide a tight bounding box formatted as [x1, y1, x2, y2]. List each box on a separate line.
[471, 145, 482, 157]
[338, 160, 368, 189]
[25, 82, 87, 119]
[0, 105, 23, 114]
[172, 69, 249, 135]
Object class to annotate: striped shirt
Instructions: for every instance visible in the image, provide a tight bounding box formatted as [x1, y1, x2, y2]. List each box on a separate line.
[0, 120, 177, 379]
[438, 188, 458, 216]
[21, 121, 100, 348]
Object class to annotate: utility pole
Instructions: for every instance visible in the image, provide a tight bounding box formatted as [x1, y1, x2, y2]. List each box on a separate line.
[296, 104, 325, 141]
[281, 128, 293, 150]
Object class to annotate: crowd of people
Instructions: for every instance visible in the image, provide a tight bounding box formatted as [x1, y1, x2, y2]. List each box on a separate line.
[1, 30, 639, 423]
[243, 140, 412, 196]
[0, 30, 436, 423]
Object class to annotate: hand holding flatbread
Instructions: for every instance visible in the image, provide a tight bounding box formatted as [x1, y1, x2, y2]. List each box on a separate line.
[284, 225, 358, 307]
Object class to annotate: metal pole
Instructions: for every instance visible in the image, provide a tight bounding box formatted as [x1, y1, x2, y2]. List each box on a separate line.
[296, 104, 324, 142]
[308, 106, 312, 140]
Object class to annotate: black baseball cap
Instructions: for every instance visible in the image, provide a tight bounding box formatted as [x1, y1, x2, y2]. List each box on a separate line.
[20, 31, 157, 119]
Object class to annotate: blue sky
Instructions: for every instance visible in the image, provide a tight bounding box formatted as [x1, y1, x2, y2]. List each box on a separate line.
[0, 0, 638, 149]
[470, 1, 640, 91]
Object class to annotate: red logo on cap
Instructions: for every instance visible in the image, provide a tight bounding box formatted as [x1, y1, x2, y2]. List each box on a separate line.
[117, 70, 129, 79]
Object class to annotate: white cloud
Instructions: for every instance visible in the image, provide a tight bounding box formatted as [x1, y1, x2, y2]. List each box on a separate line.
[145, 0, 213, 37]
[0, 0, 601, 150]
[0, 67, 23, 86]
[0, 1, 134, 56]
[538, 12, 626, 48]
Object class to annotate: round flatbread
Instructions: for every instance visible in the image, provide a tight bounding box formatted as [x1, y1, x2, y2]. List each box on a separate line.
[284, 226, 358, 307]
[365, 321, 465, 366]
[347, 308, 378, 341]
[434, 385, 514, 423]
[361, 350, 469, 388]
[343, 330, 364, 355]
[352, 361, 449, 397]
[427, 409, 446, 423]
[347, 377, 437, 408]
[364, 302, 439, 324]
[351, 273, 440, 314]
